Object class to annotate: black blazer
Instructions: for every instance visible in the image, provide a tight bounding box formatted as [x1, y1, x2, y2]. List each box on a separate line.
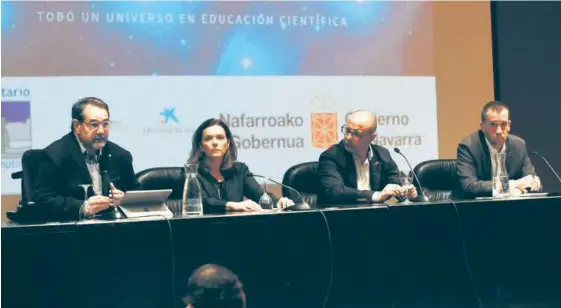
[34, 132, 138, 221]
[196, 162, 279, 213]
[454, 130, 536, 199]
[317, 140, 400, 205]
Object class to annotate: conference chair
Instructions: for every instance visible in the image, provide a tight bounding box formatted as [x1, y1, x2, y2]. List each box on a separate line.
[413, 159, 457, 201]
[6, 149, 47, 222]
[135, 167, 184, 213]
[281, 162, 321, 207]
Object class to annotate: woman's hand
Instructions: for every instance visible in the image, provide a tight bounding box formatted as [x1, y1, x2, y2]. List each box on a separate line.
[226, 200, 261, 212]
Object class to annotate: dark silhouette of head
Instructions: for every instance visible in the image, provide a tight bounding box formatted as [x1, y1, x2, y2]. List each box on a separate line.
[183, 264, 246, 308]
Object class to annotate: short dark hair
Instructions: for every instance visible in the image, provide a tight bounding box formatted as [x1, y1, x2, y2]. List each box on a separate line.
[188, 118, 237, 171]
[481, 101, 509, 123]
[70, 97, 110, 131]
[183, 264, 245, 308]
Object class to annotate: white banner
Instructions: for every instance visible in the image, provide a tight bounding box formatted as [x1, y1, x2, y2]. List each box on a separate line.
[1, 76, 438, 194]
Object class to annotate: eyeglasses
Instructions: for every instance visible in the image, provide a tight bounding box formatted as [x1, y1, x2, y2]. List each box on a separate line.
[82, 120, 112, 131]
[340, 125, 373, 138]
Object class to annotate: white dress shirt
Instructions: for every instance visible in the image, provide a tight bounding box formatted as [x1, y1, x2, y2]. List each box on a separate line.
[485, 137, 518, 194]
[484, 137, 507, 178]
[352, 148, 382, 202]
[75, 135, 104, 218]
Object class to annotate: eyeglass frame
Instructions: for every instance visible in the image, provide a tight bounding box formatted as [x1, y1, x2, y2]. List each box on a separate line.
[79, 119, 112, 131]
[340, 125, 375, 138]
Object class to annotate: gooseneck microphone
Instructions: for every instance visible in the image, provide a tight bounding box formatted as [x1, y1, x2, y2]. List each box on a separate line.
[393, 147, 430, 202]
[102, 153, 124, 218]
[247, 173, 312, 211]
[532, 151, 561, 196]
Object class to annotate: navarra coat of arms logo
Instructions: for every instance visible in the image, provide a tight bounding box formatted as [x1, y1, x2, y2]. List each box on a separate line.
[310, 94, 338, 149]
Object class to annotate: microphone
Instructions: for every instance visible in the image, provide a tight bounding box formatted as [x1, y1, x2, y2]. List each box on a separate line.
[393, 147, 430, 202]
[101, 153, 112, 196]
[102, 153, 124, 218]
[102, 170, 110, 197]
[247, 173, 312, 211]
[531, 151, 561, 196]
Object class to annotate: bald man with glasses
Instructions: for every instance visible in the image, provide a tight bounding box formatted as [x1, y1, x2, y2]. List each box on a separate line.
[317, 110, 417, 205]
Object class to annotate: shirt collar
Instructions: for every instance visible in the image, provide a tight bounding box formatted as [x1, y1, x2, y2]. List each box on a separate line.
[352, 145, 373, 164]
[75, 134, 102, 157]
[484, 136, 507, 154]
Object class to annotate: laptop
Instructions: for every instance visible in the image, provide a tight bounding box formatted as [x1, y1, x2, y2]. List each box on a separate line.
[119, 189, 174, 219]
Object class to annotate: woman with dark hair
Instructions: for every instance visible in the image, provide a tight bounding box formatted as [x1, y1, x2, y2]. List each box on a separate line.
[187, 118, 294, 212]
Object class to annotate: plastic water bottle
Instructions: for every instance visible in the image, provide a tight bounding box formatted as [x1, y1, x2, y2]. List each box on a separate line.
[182, 163, 203, 216]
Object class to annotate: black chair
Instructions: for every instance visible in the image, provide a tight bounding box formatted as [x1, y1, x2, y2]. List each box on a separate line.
[6, 149, 47, 222]
[281, 162, 321, 207]
[413, 159, 457, 201]
[135, 167, 184, 213]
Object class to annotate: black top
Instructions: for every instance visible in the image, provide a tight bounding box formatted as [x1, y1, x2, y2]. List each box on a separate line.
[317, 140, 400, 204]
[196, 162, 280, 213]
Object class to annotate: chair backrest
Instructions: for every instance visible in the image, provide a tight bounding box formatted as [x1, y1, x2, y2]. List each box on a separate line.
[21, 149, 46, 202]
[6, 149, 47, 222]
[135, 167, 185, 199]
[281, 162, 321, 207]
[413, 159, 457, 201]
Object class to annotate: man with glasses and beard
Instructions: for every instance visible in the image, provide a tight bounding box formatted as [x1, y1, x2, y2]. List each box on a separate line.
[34, 97, 138, 221]
[317, 110, 417, 205]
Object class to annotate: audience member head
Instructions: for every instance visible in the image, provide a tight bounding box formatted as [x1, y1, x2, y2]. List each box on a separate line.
[183, 264, 246, 308]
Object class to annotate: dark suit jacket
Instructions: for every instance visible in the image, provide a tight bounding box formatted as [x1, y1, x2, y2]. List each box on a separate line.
[454, 130, 536, 199]
[34, 132, 138, 221]
[196, 162, 279, 213]
[317, 140, 400, 205]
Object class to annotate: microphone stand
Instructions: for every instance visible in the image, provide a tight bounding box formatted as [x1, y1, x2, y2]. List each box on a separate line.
[394, 148, 430, 202]
[532, 152, 561, 196]
[247, 173, 312, 211]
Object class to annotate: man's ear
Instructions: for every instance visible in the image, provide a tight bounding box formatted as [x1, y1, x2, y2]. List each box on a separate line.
[72, 119, 80, 132]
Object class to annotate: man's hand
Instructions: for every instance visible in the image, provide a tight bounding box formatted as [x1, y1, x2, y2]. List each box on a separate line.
[511, 187, 524, 196]
[379, 184, 402, 201]
[526, 175, 541, 192]
[83, 195, 112, 217]
[276, 197, 295, 209]
[402, 185, 418, 199]
[109, 182, 125, 206]
[513, 175, 541, 192]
